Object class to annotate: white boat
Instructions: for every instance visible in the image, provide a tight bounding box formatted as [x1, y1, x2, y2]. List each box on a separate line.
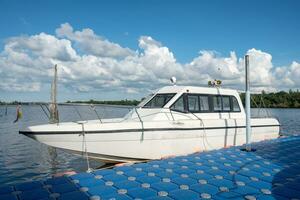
[20, 86, 280, 163]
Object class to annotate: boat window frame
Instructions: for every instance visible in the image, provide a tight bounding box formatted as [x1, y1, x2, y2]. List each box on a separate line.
[231, 96, 241, 112]
[221, 95, 231, 111]
[170, 93, 188, 113]
[186, 94, 211, 113]
[212, 95, 223, 112]
[143, 93, 176, 109]
[198, 95, 210, 112]
[210, 94, 241, 113]
[187, 94, 200, 112]
[137, 93, 155, 107]
[172, 93, 242, 113]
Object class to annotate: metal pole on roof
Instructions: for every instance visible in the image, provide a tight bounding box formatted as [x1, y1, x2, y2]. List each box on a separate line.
[245, 55, 252, 151]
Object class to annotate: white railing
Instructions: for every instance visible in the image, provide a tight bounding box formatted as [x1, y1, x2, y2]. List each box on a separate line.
[39, 102, 134, 124]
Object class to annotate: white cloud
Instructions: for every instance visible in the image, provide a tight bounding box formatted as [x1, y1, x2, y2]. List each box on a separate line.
[5, 33, 78, 61]
[274, 61, 300, 89]
[0, 32, 79, 93]
[0, 79, 40, 92]
[0, 23, 299, 99]
[185, 50, 241, 86]
[56, 23, 134, 58]
[245, 48, 273, 87]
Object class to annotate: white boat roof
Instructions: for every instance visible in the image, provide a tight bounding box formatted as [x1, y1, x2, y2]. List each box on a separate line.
[156, 86, 239, 96]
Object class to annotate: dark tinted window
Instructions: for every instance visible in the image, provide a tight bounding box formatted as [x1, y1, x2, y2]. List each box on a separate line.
[171, 93, 241, 113]
[188, 95, 199, 112]
[144, 93, 175, 108]
[213, 96, 222, 111]
[232, 97, 241, 111]
[222, 96, 231, 111]
[199, 96, 210, 111]
[171, 96, 185, 112]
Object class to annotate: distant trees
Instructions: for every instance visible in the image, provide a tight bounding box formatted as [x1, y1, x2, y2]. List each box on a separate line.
[69, 90, 300, 108]
[240, 89, 300, 108]
[2, 89, 300, 108]
[66, 99, 140, 106]
[0, 100, 20, 105]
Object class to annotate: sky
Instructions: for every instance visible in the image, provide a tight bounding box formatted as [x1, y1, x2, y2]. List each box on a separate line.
[0, 0, 300, 102]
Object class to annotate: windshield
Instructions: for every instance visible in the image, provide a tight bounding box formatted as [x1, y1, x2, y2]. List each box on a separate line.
[143, 93, 176, 108]
[137, 93, 155, 107]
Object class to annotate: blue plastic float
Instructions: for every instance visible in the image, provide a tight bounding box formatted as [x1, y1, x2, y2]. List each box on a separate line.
[1, 136, 300, 200]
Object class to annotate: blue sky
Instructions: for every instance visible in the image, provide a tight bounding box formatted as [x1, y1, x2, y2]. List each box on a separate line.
[0, 0, 300, 101]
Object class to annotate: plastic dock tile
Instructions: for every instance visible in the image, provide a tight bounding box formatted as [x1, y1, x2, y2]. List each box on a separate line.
[100, 193, 133, 200]
[136, 175, 162, 184]
[58, 191, 89, 200]
[169, 189, 200, 200]
[151, 181, 179, 192]
[76, 177, 105, 188]
[88, 185, 117, 197]
[69, 172, 95, 180]
[44, 176, 70, 186]
[51, 183, 78, 194]
[19, 188, 50, 200]
[1, 136, 300, 199]
[146, 196, 173, 200]
[127, 187, 157, 199]
[113, 180, 141, 189]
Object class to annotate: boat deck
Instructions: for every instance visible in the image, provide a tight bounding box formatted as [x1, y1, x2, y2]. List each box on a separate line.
[1, 136, 300, 200]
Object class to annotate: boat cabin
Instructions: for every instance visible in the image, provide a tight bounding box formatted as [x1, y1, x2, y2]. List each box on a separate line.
[136, 86, 245, 120]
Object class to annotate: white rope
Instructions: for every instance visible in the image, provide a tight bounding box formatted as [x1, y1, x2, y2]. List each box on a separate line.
[79, 122, 92, 173]
[190, 112, 214, 150]
[134, 108, 144, 141]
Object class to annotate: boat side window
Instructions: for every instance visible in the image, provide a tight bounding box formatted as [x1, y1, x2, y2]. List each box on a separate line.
[199, 95, 210, 111]
[170, 93, 241, 113]
[232, 96, 241, 112]
[213, 96, 222, 111]
[187, 95, 199, 112]
[222, 96, 231, 111]
[144, 93, 175, 108]
[170, 95, 185, 112]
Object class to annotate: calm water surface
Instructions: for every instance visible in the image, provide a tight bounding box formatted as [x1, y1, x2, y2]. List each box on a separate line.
[0, 106, 299, 185]
[0, 105, 130, 185]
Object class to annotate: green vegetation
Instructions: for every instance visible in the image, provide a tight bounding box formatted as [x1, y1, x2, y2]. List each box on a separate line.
[0, 101, 22, 105]
[0, 101, 42, 105]
[2, 90, 300, 108]
[240, 90, 300, 108]
[68, 90, 300, 108]
[66, 99, 140, 106]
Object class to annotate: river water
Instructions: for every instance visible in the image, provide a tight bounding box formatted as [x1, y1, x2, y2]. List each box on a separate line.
[0, 105, 299, 185]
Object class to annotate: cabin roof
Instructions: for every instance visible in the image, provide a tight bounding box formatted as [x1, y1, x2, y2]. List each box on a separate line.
[157, 85, 239, 96]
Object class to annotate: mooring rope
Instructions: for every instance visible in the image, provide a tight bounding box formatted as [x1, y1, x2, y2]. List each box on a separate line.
[190, 112, 214, 150]
[134, 107, 144, 141]
[78, 122, 92, 173]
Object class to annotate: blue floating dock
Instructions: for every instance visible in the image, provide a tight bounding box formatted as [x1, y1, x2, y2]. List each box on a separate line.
[1, 136, 300, 200]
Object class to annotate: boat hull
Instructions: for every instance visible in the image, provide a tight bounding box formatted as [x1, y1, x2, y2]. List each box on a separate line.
[20, 118, 280, 163]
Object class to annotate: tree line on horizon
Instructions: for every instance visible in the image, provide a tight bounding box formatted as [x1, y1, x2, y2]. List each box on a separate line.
[1, 89, 300, 108]
[240, 89, 300, 108]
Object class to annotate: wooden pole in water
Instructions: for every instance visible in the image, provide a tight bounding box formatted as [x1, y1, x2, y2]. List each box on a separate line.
[50, 64, 59, 123]
[245, 55, 252, 151]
